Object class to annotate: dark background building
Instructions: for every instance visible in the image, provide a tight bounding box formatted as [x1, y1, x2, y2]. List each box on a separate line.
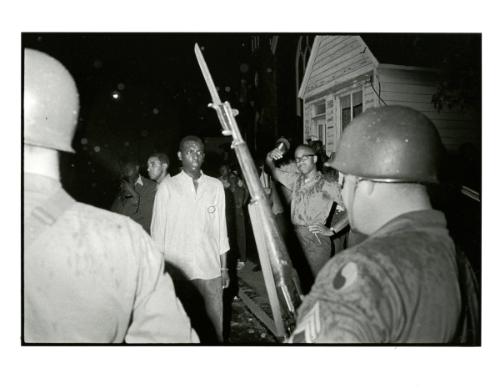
[22, 33, 312, 208]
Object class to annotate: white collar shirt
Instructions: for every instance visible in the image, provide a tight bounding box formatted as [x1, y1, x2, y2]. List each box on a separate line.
[151, 170, 229, 280]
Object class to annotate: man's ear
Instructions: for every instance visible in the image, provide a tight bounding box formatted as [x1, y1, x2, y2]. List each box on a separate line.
[177, 151, 182, 161]
[360, 180, 375, 196]
[313, 155, 318, 164]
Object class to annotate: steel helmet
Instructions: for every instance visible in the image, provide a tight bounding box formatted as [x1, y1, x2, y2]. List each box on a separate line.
[332, 106, 444, 183]
[24, 48, 79, 153]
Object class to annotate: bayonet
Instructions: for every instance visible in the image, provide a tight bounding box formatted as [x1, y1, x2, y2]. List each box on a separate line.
[194, 43, 222, 105]
[194, 43, 302, 339]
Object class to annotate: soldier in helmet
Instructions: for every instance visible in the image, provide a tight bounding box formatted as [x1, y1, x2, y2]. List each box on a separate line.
[289, 106, 479, 343]
[23, 48, 198, 343]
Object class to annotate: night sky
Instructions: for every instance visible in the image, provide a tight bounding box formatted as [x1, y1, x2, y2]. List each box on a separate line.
[22, 33, 480, 210]
[23, 33, 303, 208]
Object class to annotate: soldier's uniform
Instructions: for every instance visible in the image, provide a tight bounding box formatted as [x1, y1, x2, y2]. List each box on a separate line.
[24, 173, 198, 343]
[289, 209, 461, 343]
[23, 48, 198, 343]
[290, 106, 479, 344]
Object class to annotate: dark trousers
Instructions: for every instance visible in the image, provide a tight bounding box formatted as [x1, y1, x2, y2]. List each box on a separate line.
[295, 226, 332, 277]
[174, 277, 223, 344]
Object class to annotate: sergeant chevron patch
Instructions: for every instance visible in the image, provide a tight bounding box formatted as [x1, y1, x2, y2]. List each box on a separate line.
[289, 302, 321, 343]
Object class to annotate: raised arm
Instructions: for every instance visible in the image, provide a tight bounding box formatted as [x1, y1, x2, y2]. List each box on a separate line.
[265, 146, 297, 190]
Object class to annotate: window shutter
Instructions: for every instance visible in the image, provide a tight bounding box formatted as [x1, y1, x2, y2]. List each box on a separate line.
[334, 96, 342, 152]
[303, 104, 312, 142]
[325, 94, 335, 155]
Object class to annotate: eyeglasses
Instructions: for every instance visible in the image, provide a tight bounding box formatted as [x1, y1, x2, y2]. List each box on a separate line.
[294, 154, 315, 164]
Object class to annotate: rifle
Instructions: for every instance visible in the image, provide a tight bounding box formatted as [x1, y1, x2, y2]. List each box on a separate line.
[194, 44, 302, 337]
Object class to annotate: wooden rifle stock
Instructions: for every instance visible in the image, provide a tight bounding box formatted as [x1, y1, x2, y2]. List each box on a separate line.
[194, 44, 302, 335]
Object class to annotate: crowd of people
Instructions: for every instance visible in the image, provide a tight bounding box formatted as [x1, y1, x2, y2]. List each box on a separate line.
[23, 48, 479, 344]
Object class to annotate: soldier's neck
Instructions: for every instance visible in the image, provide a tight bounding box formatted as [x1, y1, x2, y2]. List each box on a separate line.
[367, 184, 432, 234]
[24, 145, 60, 181]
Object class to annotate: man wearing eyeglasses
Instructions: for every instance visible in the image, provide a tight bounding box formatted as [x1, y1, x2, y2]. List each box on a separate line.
[266, 144, 346, 284]
[288, 106, 479, 343]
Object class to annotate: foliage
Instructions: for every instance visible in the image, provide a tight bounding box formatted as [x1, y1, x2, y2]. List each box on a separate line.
[431, 35, 481, 113]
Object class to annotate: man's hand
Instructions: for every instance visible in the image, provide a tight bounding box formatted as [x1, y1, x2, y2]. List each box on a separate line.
[308, 224, 334, 237]
[267, 147, 284, 162]
[221, 269, 230, 289]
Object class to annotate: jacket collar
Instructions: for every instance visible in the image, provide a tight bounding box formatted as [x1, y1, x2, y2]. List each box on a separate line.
[372, 209, 447, 238]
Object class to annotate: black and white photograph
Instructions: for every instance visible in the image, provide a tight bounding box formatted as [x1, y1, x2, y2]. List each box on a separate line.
[21, 32, 481, 345]
[5, 1, 499, 387]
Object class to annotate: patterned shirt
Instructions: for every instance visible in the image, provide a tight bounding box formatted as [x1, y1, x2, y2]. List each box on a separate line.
[151, 170, 230, 280]
[273, 168, 343, 226]
[289, 210, 462, 343]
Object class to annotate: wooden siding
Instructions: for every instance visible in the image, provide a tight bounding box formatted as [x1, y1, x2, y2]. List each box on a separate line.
[305, 78, 376, 155]
[325, 94, 336, 154]
[311, 37, 362, 76]
[301, 35, 480, 155]
[377, 67, 480, 152]
[303, 104, 313, 142]
[303, 35, 375, 98]
[362, 80, 378, 110]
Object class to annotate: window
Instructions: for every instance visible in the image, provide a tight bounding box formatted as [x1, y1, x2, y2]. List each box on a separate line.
[314, 101, 326, 116]
[340, 90, 363, 130]
[312, 100, 326, 143]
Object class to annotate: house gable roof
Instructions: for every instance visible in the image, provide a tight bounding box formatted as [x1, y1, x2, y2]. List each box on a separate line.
[298, 35, 378, 99]
[298, 34, 469, 99]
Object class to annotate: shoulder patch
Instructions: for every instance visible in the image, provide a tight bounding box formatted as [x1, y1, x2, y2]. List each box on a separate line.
[333, 262, 358, 291]
[289, 302, 321, 343]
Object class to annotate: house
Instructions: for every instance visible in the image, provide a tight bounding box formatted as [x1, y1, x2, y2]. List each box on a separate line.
[298, 35, 480, 156]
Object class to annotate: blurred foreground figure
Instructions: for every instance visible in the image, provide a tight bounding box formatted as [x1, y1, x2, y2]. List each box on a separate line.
[290, 106, 479, 344]
[111, 158, 157, 234]
[23, 48, 198, 343]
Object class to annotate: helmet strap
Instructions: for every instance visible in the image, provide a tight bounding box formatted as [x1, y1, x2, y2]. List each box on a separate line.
[347, 177, 361, 233]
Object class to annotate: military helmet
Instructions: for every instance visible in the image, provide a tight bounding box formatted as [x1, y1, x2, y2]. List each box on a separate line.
[24, 48, 79, 153]
[332, 105, 443, 183]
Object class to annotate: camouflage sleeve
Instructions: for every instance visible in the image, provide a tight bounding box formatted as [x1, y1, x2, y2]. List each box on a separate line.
[125, 223, 199, 343]
[289, 252, 399, 343]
